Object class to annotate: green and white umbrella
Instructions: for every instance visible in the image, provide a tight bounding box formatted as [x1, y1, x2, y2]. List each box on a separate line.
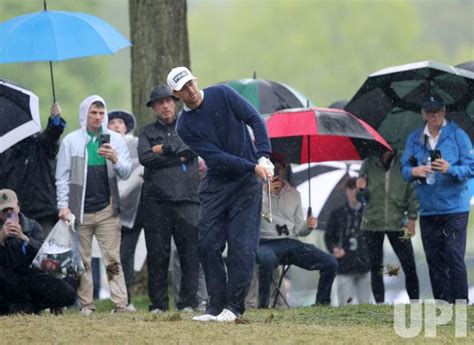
[220, 76, 313, 117]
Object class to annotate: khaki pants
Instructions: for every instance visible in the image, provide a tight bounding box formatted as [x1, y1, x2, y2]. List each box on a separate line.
[78, 204, 128, 309]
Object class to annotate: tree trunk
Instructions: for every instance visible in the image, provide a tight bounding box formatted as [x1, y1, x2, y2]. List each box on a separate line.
[129, 0, 189, 128]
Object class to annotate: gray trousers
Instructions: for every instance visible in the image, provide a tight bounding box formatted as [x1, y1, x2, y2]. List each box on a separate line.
[334, 272, 373, 306]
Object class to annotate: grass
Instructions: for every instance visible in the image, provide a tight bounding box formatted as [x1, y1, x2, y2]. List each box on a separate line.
[1, 298, 473, 344]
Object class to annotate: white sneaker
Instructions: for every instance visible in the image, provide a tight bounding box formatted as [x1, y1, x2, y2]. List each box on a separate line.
[126, 303, 137, 312]
[80, 308, 94, 317]
[150, 308, 164, 314]
[179, 306, 194, 313]
[215, 308, 237, 322]
[192, 313, 217, 322]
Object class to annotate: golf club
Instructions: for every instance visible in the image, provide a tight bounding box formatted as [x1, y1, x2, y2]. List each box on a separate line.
[262, 178, 272, 223]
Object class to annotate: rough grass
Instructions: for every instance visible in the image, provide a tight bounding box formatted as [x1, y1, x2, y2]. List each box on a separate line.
[1, 300, 472, 344]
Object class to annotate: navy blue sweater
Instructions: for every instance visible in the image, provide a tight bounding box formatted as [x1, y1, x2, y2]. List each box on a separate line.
[176, 85, 271, 178]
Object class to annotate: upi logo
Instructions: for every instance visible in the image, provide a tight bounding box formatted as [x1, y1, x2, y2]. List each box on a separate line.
[394, 299, 467, 338]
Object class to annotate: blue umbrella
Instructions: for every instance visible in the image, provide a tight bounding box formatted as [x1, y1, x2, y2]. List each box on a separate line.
[0, 1, 131, 101]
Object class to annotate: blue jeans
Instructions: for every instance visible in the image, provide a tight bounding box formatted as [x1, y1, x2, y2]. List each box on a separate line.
[420, 212, 469, 303]
[257, 238, 338, 307]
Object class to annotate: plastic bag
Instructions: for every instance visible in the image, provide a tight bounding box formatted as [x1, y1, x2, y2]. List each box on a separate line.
[32, 214, 85, 277]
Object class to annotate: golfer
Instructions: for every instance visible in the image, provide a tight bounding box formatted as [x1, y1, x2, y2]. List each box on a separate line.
[168, 67, 273, 322]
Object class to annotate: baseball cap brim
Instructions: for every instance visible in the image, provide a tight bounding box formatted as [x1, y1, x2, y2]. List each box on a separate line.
[0, 201, 18, 211]
[422, 104, 444, 112]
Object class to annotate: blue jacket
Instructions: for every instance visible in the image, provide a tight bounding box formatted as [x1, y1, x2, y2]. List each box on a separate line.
[400, 121, 474, 216]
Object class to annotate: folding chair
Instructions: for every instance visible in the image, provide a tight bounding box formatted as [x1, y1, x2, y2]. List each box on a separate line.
[271, 264, 291, 308]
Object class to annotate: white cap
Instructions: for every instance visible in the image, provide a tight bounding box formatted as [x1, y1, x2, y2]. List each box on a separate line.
[167, 67, 196, 91]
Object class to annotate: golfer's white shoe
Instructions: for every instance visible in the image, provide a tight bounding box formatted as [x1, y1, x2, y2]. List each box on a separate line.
[215, 308, 237, 322]
[192, 313, 217, 322]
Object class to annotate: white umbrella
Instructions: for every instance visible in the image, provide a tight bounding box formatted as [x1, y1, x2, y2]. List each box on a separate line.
[290, 161, 361, 230]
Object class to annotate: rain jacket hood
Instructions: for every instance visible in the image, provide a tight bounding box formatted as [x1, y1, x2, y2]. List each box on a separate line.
[79, 95, 108, 131]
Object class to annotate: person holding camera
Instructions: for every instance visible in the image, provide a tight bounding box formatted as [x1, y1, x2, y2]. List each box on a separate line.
[256, 154, 338, 308]
[356, 146, 419, 303]
[325, 178, 372, 306]
[401, 95, 474, 303]
[56, 95, 132, 315]
[137, 85, 200, 313]
[0, 189, 76, 315]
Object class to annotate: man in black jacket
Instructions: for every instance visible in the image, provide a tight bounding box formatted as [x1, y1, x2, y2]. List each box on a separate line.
[0, 189, 76, 315]
[0, 103, 66, 235]
[138, 85, 200, 313]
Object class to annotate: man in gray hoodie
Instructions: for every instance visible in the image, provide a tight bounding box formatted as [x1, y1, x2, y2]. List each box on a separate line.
[56, 95, 132, 315]
[257, 155, 338, 308]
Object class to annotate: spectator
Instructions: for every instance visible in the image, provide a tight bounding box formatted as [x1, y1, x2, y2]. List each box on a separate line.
[171, 157, 209, 312]
[138, 85, 200, 313]
[108, 110, 144, 312]
[325, 178, 372, 306]
[0, 102, 66, 235]
[257, 154, 338, 308]
[56, 95, 132, 315]
[0, 189, 76, 315]
[357, 147, 420, 303]
[170, 67, 273, 322]
[401, 95, 474, 303]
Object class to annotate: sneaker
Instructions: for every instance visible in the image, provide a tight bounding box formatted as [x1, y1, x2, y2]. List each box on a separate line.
[150, 308, 165, 314]
[111, 305, 133, 314]
[178, 306, 194, 313]
[126, 303, 137, 312]
[192, 313, 217, 322]
[80, 308, 94, 317]
[215, 308, 237, 322]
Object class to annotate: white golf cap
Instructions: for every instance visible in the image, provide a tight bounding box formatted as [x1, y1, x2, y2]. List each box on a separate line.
[167, 67, 196, 91]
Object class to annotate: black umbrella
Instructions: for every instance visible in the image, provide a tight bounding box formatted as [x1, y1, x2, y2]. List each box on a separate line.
[0, 79, 41, 153]
[345, 60, 474, 150]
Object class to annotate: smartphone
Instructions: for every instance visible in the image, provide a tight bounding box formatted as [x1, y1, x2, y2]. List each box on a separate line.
[7, 211, 18, 222]
[430, 149, 442, 161]
[99, 133, 110, 147]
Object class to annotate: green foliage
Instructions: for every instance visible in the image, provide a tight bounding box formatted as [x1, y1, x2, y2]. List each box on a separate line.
[188, 0, 473, 108]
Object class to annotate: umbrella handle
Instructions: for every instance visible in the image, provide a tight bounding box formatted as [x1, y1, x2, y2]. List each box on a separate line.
[307, 206, 317, 230]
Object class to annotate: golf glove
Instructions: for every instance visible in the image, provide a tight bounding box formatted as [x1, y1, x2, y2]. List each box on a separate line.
[258, 157, 274, 178]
